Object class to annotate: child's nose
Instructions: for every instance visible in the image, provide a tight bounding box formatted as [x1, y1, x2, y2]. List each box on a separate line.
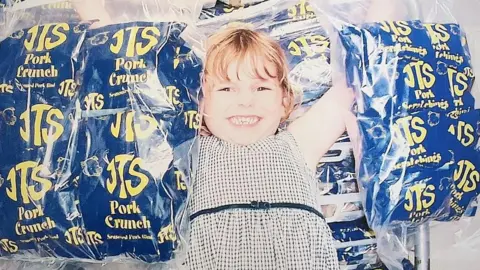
[236, 90, 255, 106]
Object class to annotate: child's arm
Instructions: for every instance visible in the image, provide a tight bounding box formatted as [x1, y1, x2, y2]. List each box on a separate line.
[73, 0, 113, 28]
[365, 0, 407, 22]
[287, 80, 354, 171]
[288, 0, 406, 171]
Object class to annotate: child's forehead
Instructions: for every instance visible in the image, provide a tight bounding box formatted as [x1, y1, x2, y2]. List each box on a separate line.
[212, 58, 280, 83]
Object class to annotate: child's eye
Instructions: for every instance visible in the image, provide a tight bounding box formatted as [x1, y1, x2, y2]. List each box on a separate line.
[257, 87, 271, 91]
[216, 87, 231, 92]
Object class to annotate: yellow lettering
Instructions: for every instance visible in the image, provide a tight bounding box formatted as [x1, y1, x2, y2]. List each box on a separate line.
[106, 154, 150, 199]
[380, 21, 412, 36]
[110, 111, 157, 142]
[157, 224, 176, 244]
[19, 104, 64, 146]
[404, 184, 436, 212]
[24, 23, 69, 52]
[110, 27, 160, 57]
[166, 86, 181, 105]
[0, 239, 18, 253]
[404, 61, 435, 90]
[448, 68, 469, 98]
[137, 27, 160, 56]
[425, 24, 451, 45]
[184, 110, 200, 130]
[18, 206, 45, 221]
[6, 161, 52, 204]
[175, 171, 187, 191]
[0, 84, 13, 93]
[84, 93, 104, 110]
[58, 79, 76, 98]
[15, 217, 56, 236]
[105, 215, 151, 229]
[392, 116, 427, 146]
[448, 121, 475, 147]
[109, 200, 141, 215]
[454, 160, 479, 193]
[288, 35, 329, 57]
[16, 65, 59, 78]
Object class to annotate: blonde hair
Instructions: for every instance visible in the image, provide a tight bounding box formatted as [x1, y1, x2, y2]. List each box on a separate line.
[201, 25, 295, 135]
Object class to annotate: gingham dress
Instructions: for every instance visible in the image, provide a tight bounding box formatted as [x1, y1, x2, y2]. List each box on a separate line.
[187, 131, 339, 270]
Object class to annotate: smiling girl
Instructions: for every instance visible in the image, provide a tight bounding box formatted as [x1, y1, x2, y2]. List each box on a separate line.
[187, 26, 353, 270]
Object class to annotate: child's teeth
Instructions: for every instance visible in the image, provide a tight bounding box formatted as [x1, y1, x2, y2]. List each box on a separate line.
[232, 117, 258, 125]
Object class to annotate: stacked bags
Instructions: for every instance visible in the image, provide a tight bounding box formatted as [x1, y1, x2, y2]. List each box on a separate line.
[339, 20, 480, 228]
[0, 0, 202, 264]
[318, 135, 387, 269]
[318, 134, 414, 269]
[331, 0, 480, 268]
[0, 20, 91, 258]
[77, 21, 201, 262]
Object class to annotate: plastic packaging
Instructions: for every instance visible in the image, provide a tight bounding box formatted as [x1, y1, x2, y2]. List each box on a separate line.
[2, 0, 81, 34]
[317, 134, 364, 223]
[0, 0, 203, 268]
[329, 218, 399, 270]
[317, 0, 480, 268]
[0, 19, 91, 259]
[76, 20, 201, 263]
[199, 0, 316, 22]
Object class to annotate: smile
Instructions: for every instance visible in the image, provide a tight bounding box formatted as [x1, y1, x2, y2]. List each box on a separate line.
[228, 116, 260, 126]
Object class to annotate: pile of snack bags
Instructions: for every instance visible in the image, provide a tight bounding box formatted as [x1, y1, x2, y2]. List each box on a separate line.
[0, 0, 479, 269]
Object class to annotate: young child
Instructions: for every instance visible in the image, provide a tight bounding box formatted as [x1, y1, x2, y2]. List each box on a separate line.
[188, 26, 354, 269]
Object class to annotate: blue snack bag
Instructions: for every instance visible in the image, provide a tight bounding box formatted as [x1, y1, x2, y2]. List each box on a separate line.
[0, 21, 92, 258]
[340, 21, 476, 119]
[77, 21, 200, 262]
[333, 9, 477, 270]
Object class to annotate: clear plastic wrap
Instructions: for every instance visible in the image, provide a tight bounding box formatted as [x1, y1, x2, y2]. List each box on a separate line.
[0, 0, 203, 268]
[317, 133, 364, 223]
[316, 0, 480, 269]
[0, 19, 92, 259]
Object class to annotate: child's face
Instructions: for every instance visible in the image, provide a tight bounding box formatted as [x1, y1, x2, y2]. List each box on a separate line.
[202, 60, 286, 145]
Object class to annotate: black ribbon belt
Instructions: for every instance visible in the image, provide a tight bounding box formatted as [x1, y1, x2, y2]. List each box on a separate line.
[190, 201, 324, 221]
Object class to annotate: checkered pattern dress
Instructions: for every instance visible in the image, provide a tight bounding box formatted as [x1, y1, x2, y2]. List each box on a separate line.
[187, 131, 339, 270]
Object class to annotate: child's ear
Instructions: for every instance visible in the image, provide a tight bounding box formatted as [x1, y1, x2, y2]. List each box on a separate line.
[282, 97, 289, 114]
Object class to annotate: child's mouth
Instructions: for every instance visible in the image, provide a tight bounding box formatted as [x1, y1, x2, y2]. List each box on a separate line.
[228, 116, 260, 126]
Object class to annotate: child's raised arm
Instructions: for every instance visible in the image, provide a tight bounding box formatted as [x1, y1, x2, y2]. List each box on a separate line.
[73, 0, 113, 28]
[287, 78, 354, 171]
[288, 0, 406, 171]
